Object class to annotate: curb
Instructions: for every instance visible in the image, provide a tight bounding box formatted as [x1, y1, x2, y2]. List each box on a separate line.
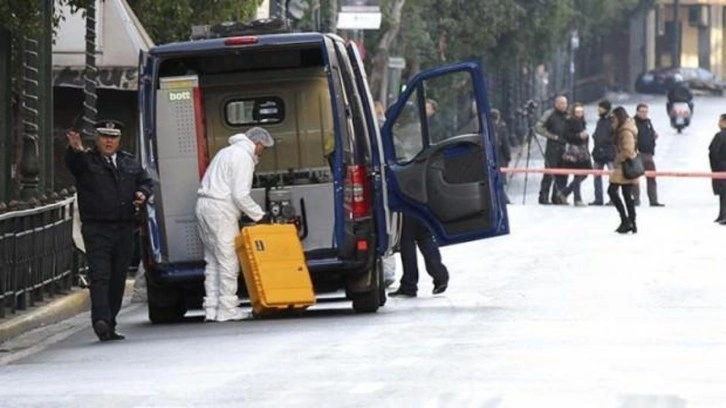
[0, 280, 135, 344]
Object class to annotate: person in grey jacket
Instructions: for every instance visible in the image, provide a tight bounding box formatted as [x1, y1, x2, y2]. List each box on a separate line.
[589, 100, 615, 206]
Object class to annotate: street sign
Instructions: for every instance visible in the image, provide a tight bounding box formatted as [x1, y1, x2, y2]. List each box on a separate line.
[339, 0, 381, 29]
[388, 57, 406, 69]
[337, 12, 382, 30]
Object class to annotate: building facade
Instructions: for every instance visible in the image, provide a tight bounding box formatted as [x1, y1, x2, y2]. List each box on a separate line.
[628, 0, 726, 90]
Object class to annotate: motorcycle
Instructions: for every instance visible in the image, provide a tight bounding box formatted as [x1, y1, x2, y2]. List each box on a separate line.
[669, 102, 691, 134]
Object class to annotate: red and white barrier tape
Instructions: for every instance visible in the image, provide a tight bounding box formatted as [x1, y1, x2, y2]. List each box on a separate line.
[499, 167, 726, 179]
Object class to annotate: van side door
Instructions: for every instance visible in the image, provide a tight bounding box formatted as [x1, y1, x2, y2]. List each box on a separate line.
[380, 62, 509, 245]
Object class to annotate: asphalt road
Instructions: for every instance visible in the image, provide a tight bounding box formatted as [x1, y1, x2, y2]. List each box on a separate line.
[1, 94, 724, 407]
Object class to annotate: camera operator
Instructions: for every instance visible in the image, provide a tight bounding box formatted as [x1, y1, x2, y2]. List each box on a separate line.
[535, 95, 569, 205]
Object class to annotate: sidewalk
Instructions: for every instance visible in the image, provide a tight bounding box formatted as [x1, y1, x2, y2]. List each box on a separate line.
[0, 279, 136, 344]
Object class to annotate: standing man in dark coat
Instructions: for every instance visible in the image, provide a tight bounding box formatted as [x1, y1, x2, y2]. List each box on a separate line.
[590, 100, 615, 206]
[536, 95, 569, 204]
[490, 109, 512, 204]
[633, 103, 665, 207]
[65, 120, 153, 341]
[709, 114, 726, 225]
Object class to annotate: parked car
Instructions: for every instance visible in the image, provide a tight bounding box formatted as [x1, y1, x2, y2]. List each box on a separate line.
[137, 24, 510, 323]
[635, 67, 726, 95]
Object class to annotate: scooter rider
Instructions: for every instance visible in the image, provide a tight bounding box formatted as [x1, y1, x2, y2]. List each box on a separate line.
[195, 127, 274, 322]
[666, 74, 694, 117]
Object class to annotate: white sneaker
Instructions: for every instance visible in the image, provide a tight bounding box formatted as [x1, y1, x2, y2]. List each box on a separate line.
[216, 308, 245, 322]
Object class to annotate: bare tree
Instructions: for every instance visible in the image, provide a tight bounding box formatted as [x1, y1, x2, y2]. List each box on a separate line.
[369, 0, 406, 108]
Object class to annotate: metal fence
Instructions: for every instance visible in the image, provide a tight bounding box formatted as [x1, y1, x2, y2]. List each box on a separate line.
[0, 191, 83, 318]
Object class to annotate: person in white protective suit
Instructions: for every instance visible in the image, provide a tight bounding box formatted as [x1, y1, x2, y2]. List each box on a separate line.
[195, 127, 275, 322]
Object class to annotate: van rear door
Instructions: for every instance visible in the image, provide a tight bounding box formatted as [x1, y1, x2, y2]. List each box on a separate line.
[343, 42, 398, 256]
[380, 62, 509, 246]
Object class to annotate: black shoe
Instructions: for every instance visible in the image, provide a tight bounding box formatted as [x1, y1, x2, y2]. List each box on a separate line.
[388, 289, 416, 298]
[615, 222, 633, 234]
[605, 201, 614, 206]
[715, 217, 725, 223]
[720, 219, 726, 225]
[555, 192, 568, 205]
[650, 203, 665, 207]
[93, 320, 112, 342]
[538, 196, 551, 205]
[432, 283, 448, 295]
[631, 221, 638, 233]
[589, 201, 604, 206]
[109, 331, 126, 341]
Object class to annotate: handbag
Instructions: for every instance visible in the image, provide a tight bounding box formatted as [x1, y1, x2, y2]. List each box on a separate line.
[623, 154, 645, 179]
[562, 143, 590, 163]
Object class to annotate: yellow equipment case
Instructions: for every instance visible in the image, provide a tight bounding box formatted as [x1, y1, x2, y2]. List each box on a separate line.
[235, 224, 316, 315]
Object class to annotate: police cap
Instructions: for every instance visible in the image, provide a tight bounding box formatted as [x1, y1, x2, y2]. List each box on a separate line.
[95, 120, 124, 137]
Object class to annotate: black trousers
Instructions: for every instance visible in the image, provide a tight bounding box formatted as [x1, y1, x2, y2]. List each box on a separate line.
[608, 184, 636, 223]
[540, 144, 567, 200]
[82, 223, 135, 327]
[398, 215, 449, 294]
[632, 153, 659, 205]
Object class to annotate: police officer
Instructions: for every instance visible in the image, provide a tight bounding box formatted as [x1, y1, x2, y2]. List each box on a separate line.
[65, 120, 153, 341]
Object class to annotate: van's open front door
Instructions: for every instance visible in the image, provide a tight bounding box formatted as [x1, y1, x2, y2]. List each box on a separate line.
[380, 62, 509, 246]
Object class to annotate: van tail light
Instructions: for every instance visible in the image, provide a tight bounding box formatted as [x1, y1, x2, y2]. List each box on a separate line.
[224, 36, 258, 46]
[346, 165, 370, 219]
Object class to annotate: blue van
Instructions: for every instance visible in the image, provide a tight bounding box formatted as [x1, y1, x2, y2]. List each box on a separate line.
[137, 30, 509, 323]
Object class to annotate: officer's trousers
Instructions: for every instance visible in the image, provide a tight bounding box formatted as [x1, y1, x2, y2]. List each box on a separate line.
[398, 215, 449, 295]
[82, 223, 135, 327]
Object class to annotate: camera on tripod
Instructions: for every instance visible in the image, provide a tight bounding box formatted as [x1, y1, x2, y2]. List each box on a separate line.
[516, 99, 538, 117]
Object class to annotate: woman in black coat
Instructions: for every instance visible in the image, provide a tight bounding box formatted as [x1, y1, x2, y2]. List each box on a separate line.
[558, 103, 592, 206]
[709, 113, 726, 224]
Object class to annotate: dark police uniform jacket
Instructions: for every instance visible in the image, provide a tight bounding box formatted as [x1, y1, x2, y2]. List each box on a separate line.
[65, 147, 153, 223]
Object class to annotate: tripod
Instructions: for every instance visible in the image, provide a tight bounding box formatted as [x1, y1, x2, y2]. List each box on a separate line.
[507, 111, 546, 205]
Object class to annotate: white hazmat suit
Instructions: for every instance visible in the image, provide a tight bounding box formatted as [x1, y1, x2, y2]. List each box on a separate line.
[195, 128, 274, 322]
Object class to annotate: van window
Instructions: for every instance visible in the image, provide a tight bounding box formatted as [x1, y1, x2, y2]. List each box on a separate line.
[426, 71, 479, 143]
[331, 66, 355, 158]
[391, 70, 481, 163]
[392, 88, 424, 162]
[225, 97, 285, 126]
[333, 42, 371, 163]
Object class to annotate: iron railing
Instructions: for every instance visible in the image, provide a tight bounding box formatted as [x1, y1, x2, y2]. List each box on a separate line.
[0, 190, 83, 318]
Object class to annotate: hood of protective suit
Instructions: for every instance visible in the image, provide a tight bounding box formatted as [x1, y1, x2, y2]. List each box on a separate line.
[228, 133, 258, 163]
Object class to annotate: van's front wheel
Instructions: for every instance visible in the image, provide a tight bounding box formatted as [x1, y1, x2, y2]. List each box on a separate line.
[351, 260, 384, 313]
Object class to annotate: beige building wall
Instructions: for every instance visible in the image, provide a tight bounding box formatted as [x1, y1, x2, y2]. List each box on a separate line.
[657, 0, 726, 77]
[712, 5, 725, 77]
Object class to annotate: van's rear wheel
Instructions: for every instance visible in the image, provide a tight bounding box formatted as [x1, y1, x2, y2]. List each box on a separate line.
[146, 277, 187, 324]
[352, 259, 383, 313]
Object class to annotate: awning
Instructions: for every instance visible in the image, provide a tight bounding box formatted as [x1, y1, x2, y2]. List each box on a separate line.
[52, 0, 154, 92]
[53, 66, 138, 91]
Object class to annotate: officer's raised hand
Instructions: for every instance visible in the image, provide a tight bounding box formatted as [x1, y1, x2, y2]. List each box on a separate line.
[66, 130, 84, 151]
